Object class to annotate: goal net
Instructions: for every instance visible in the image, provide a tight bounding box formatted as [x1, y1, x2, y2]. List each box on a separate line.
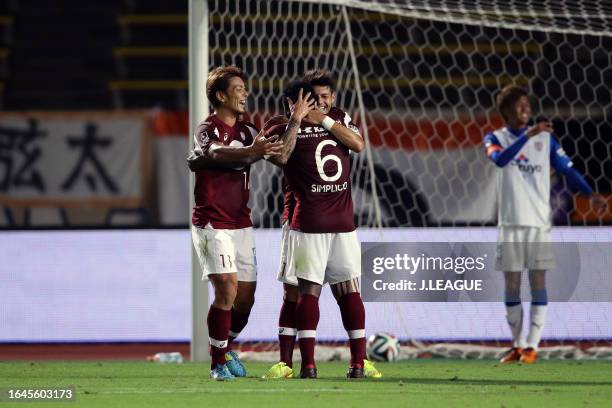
[201, 0, 612, 360]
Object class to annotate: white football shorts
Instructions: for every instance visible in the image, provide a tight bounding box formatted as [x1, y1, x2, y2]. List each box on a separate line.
[285, 229, 361, 285]
[276, 221, 296, 286]
[495, 226, 556, 272]
[191, 224, 257, 281]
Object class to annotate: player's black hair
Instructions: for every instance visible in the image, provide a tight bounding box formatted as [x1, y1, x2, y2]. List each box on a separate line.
[303, 69, 335, 91]
[496, 85, 529, 121]
[206, 65, 247, 108]
[282, 80, 315, 116]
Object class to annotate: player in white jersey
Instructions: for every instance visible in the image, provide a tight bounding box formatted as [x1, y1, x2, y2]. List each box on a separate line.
[484, 85, 606, 363]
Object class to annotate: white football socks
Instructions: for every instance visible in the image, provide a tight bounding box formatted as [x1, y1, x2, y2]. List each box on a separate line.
[505, 303, 524, 348]
[526, 304, 547, 350]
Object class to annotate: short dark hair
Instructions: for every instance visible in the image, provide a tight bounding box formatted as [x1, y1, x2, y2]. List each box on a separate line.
[206, 65, 247, 108]
[496, 85, 529, 121]
[303, 69, 335, 91]
[282, 80, 315, 114]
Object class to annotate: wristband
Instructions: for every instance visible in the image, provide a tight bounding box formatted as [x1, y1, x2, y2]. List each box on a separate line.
[321, 116, 335, 131]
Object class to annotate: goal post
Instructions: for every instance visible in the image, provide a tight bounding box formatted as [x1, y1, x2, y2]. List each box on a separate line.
[188, 0, 209, 362]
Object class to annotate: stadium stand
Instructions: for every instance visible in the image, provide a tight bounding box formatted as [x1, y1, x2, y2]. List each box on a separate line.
[0, 0, 188, 110]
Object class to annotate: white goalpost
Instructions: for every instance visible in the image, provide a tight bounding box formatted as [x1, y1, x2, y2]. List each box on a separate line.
[188, 0, 210, 362]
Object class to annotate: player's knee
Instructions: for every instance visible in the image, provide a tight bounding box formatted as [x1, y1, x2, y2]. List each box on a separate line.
[233, 294, 255, 314]
[283, 284, 299, 302]
[504, 272, 521, 292]
[331, 280, 360, 301]
[528, 270, 546, 289]
[215, 290, 236, 308]
[234, 281, 256, 310]
[211, 277, 238, 308]
[505, 279, 520, 291]
[298, 279, 322, 298]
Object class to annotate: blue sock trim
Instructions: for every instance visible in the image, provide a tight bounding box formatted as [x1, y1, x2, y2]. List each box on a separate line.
[531, 288, 548, 304]
[504, 290, 521, 305]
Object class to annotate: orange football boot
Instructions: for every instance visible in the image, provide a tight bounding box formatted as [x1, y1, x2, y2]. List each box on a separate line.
[500, 347, 523, 363]
[519, 347, 538, 364]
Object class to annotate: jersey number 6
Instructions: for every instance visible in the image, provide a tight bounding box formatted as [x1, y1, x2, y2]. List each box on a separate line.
[315, 140, 342, 182]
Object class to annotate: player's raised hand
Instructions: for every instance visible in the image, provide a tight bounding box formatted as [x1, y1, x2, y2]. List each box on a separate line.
[526, 121, 553, 138]
[288, 88, 315, 122]
[249, 130, 284, 157]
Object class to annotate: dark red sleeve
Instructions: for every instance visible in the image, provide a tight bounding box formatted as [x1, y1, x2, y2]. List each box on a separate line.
[194, 120, 220, 154]
[329, 107, 360, 134]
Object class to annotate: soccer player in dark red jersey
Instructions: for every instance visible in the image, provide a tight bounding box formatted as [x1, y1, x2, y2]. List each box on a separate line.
[189, 65, 284, 380]
[264, 72, 381, 379]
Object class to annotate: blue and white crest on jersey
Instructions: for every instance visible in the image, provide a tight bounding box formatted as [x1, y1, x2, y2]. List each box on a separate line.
[512, 153, 543, 174]
[515, 153, 529, 163]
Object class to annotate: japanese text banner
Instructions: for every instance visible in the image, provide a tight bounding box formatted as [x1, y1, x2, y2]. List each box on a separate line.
[0, 112, 151, 207]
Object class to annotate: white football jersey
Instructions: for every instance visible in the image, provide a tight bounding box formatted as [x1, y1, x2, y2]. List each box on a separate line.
[488, 128, 552, 227]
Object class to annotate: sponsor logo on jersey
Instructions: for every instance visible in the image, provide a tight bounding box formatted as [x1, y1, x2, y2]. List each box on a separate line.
[298, 126, 326, 134]
[311, 181, 349, 193]
[511, 154, 542, 174]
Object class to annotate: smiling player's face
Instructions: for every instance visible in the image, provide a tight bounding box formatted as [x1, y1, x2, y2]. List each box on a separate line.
[313, 85, 336, 115]
[507, 95, 532, 128]
[219, 76, 249, 115]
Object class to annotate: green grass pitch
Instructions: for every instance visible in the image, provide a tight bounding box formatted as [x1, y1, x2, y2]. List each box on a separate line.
[1, 360, 611, 407]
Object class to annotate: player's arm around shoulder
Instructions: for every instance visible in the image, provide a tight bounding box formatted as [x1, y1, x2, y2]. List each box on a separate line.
[311, 108, 364, 153]
[187, 120, 284, 171]
[206, 122, 284, 166]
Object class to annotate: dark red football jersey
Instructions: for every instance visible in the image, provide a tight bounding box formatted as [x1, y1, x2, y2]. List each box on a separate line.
[191, 114, 258, 229]
[271, 108, 360, 233]
[282, 176, 295, 223]
[259, 115, 296, 224]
